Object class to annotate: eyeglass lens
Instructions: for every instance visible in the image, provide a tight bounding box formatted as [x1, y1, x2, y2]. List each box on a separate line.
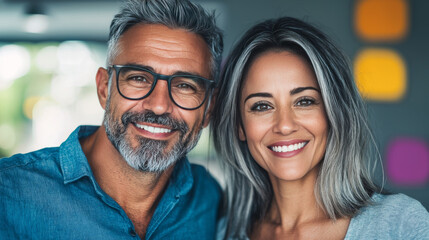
[117, 66, 209, 109]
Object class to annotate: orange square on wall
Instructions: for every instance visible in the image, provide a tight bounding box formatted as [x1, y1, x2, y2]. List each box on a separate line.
[355, 0, 408, 41]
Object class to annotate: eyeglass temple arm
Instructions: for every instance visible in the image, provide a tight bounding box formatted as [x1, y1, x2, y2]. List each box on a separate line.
[201, 87, 215, 126]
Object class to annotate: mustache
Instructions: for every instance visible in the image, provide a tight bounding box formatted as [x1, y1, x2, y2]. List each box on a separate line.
[121, 110, 189, 134]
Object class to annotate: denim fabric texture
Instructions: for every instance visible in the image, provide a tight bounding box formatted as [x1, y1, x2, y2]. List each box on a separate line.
[0, 125, 221, 240]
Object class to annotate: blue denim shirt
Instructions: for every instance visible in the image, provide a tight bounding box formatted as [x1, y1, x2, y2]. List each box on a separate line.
[0, 126, 221, 240]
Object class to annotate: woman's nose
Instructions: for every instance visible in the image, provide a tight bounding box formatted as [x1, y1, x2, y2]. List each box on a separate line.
[273, 109, 298, 135]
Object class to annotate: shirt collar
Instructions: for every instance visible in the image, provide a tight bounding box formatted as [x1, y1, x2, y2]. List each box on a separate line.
[59, 125, 194, 197]
[59, 125, 99, 184]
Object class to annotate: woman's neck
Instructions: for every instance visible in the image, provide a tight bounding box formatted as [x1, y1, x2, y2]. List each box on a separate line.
[250, 168, 351, 240]
[267, 169, 326, 229]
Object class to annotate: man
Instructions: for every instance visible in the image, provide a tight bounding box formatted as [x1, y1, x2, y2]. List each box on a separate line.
[0, 0, 223, 239]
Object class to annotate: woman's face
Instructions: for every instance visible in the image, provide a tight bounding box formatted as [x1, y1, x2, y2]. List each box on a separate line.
[239, 50, 328, 182]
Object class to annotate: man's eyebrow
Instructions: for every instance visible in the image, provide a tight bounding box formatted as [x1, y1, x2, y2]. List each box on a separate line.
[124, 63, 205, 78]
[125, 63, 155, 71]
[174, 70, 206, 78]
[244, 92, 273, 103]
[290, 87, 320, 95]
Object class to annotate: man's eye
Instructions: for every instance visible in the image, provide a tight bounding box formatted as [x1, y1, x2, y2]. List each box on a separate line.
[128, 76, 148, 82]
[173, 82, 199, 94]
[177, 83, 195, 89]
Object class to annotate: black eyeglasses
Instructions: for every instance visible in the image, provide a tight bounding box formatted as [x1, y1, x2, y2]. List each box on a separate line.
[109, 65, 215, 110]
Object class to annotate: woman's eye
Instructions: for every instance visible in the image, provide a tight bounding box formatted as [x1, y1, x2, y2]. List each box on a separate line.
[250, 103, 273, 112]
[296, 98, 315, 106]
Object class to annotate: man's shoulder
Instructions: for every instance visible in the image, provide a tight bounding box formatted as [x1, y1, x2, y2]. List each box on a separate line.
[0, 125, 96, 174]
[0, 147, 59, 172]
[0, 147, 64, 201]
[190, 164, 221, 187]
[189, 163, 222, 198]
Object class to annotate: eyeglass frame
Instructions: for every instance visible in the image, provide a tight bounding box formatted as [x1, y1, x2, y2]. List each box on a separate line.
[108, 64, 216, 110]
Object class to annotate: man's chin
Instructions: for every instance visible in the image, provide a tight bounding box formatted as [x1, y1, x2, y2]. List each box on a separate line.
[118, 138, 183, 173]
[123, 154, 179, 173]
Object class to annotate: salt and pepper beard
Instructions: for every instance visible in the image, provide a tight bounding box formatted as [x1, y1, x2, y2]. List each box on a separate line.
[103, 97, 203, 173]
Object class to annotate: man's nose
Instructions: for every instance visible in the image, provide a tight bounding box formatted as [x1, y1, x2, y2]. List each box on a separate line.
[141, 80, 174, 115]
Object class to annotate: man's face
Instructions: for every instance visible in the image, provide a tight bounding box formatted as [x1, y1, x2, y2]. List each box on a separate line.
[98, 24, 212, 172]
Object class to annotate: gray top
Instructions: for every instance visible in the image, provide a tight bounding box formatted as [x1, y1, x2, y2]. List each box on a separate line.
[345, 193, 429, 239]
[218, 193, 429, 239]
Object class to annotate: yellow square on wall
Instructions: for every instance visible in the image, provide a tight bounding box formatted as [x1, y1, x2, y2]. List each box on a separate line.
[354, 48, 406, 101]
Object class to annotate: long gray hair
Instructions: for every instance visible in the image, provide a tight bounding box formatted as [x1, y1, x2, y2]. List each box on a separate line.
[211, 17, 380, 239]
[106, 0, 223, 81]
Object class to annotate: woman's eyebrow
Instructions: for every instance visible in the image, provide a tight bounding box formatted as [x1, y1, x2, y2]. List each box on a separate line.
[244, 92, 272, 103]
[290, 86, 320, 95]
[244, 87, 320, 103]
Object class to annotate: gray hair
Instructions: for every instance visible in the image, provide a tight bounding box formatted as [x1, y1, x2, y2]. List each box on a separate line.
[106, 0, 223, 81]
[211, 17, 380, 238]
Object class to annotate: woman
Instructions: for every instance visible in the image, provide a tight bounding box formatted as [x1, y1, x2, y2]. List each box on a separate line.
[212, 17, 429, 239]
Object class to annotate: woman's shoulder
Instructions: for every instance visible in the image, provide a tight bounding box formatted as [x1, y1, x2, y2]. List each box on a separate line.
[345, 193, 429, 239]
[368, 193, 428, 217]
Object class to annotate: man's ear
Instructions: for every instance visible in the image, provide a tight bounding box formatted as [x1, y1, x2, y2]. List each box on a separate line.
[96, 67, 110, 110]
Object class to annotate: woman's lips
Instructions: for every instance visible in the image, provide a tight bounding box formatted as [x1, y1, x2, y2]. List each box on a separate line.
[268, 140, 308, 157]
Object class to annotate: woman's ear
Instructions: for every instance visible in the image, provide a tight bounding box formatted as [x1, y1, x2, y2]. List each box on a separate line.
[96, 67, 110, 110]
[238, 123, 246, 141]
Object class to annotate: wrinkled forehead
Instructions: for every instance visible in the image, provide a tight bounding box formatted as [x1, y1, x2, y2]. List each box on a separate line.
[114, 24, 212, 78]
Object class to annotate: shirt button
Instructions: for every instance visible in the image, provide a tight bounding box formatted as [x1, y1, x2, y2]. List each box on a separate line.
[128, 228, 137, 237]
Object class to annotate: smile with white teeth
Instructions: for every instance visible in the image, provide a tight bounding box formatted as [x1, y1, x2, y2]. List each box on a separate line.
[270, 142, 307, 153]
[134, 123, 172, 134]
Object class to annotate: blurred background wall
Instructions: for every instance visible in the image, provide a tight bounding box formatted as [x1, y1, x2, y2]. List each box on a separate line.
[0, 0, 428, 210]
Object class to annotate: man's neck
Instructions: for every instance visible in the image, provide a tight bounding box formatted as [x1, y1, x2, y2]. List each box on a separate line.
[80, 126, 175, 237]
